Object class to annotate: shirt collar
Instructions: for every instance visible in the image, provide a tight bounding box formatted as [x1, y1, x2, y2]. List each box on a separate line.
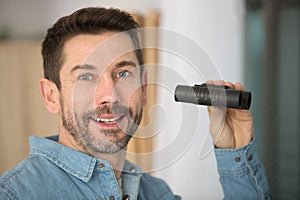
[29, 135, 143, 182]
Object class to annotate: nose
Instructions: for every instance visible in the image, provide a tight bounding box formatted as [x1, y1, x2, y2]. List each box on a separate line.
[94, 75, 119, 107]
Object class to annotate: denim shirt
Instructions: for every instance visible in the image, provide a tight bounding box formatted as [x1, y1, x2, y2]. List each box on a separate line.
[0, 136, 271, 200]
[215, 139, 272, 200]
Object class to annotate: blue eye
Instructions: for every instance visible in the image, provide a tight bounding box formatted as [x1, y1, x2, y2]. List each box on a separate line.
[78, 75, 93, 81]
[117, 71, 130, 78]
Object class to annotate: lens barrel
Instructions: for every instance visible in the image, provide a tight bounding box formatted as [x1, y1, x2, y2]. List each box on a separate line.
[174, 84, 251, 110]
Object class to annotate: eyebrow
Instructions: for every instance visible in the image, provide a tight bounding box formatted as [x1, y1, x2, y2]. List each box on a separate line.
[70, 60, 137, 74]
[70, 64, 97, 73]
[115, 60, 137, 69]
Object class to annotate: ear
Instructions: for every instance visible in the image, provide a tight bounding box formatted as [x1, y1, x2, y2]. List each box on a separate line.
[40, 78, 60, 114]
[141, 70, 148, 106]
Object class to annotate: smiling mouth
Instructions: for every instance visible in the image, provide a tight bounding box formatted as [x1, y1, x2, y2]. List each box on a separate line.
[92, 115, 124, 125]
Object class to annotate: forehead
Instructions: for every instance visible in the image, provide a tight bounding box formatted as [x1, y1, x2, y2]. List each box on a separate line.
[62, 32, 137, 71]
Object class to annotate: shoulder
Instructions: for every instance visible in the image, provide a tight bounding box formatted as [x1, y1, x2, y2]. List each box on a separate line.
[1, 154, 49, 182]
[0, 155, 54, 199]
[138, 173, 180, 200]
[0, 156, 32, 199]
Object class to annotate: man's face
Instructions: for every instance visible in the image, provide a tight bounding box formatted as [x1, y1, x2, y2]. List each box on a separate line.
[58, 32, 147, 154]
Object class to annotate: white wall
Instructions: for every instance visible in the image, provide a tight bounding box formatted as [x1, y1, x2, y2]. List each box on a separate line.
[0, 1, 245, 199]
[152, 0, 245, 199]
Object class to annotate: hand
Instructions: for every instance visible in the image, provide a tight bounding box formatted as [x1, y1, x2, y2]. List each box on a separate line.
[207, 80, 254, 149]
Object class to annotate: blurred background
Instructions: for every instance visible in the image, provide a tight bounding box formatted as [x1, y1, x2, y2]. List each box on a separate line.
[0, 0, 299, 199]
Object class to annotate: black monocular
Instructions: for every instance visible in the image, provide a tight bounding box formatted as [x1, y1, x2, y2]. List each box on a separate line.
[174, 83, 252, 110]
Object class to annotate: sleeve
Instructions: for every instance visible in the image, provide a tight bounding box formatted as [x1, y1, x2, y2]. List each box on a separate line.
[214, 138, 272, 200]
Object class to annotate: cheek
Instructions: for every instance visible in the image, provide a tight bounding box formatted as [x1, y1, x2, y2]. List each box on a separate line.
[115, 80, 142, 102]
[72, 84, 96, 109]
[123, 88, 143, 109]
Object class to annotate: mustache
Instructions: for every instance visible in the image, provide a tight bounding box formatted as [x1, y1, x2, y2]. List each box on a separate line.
[84, 105, 133, 118]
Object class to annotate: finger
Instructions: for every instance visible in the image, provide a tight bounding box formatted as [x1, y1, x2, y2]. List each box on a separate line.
[207, 106, 225, 118]
[207, 106, 226, 140]
[224, 81, 234, 89]
[234, 82, 244, 90]
[205, 80, 225, 86]
[213, 80, 225, 86]
[205, 80, 214, 84]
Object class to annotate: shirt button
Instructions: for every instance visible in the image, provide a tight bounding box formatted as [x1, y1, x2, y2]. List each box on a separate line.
[235, 157, 241, 162]
[123, 194, 130, 200]
[98, 163, 105, 169]
[109, 196, 115, 200]
[129, 166, 136, 173]
[248, 154, 253, 161]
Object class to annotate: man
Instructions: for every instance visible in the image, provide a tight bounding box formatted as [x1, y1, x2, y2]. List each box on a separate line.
[0, 7, 271, 199]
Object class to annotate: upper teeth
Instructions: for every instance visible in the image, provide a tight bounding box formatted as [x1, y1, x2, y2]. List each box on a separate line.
[93, 116, 121, 124]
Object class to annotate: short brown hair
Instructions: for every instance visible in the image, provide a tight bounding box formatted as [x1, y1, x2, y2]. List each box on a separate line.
[41, 7, 143, 90]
